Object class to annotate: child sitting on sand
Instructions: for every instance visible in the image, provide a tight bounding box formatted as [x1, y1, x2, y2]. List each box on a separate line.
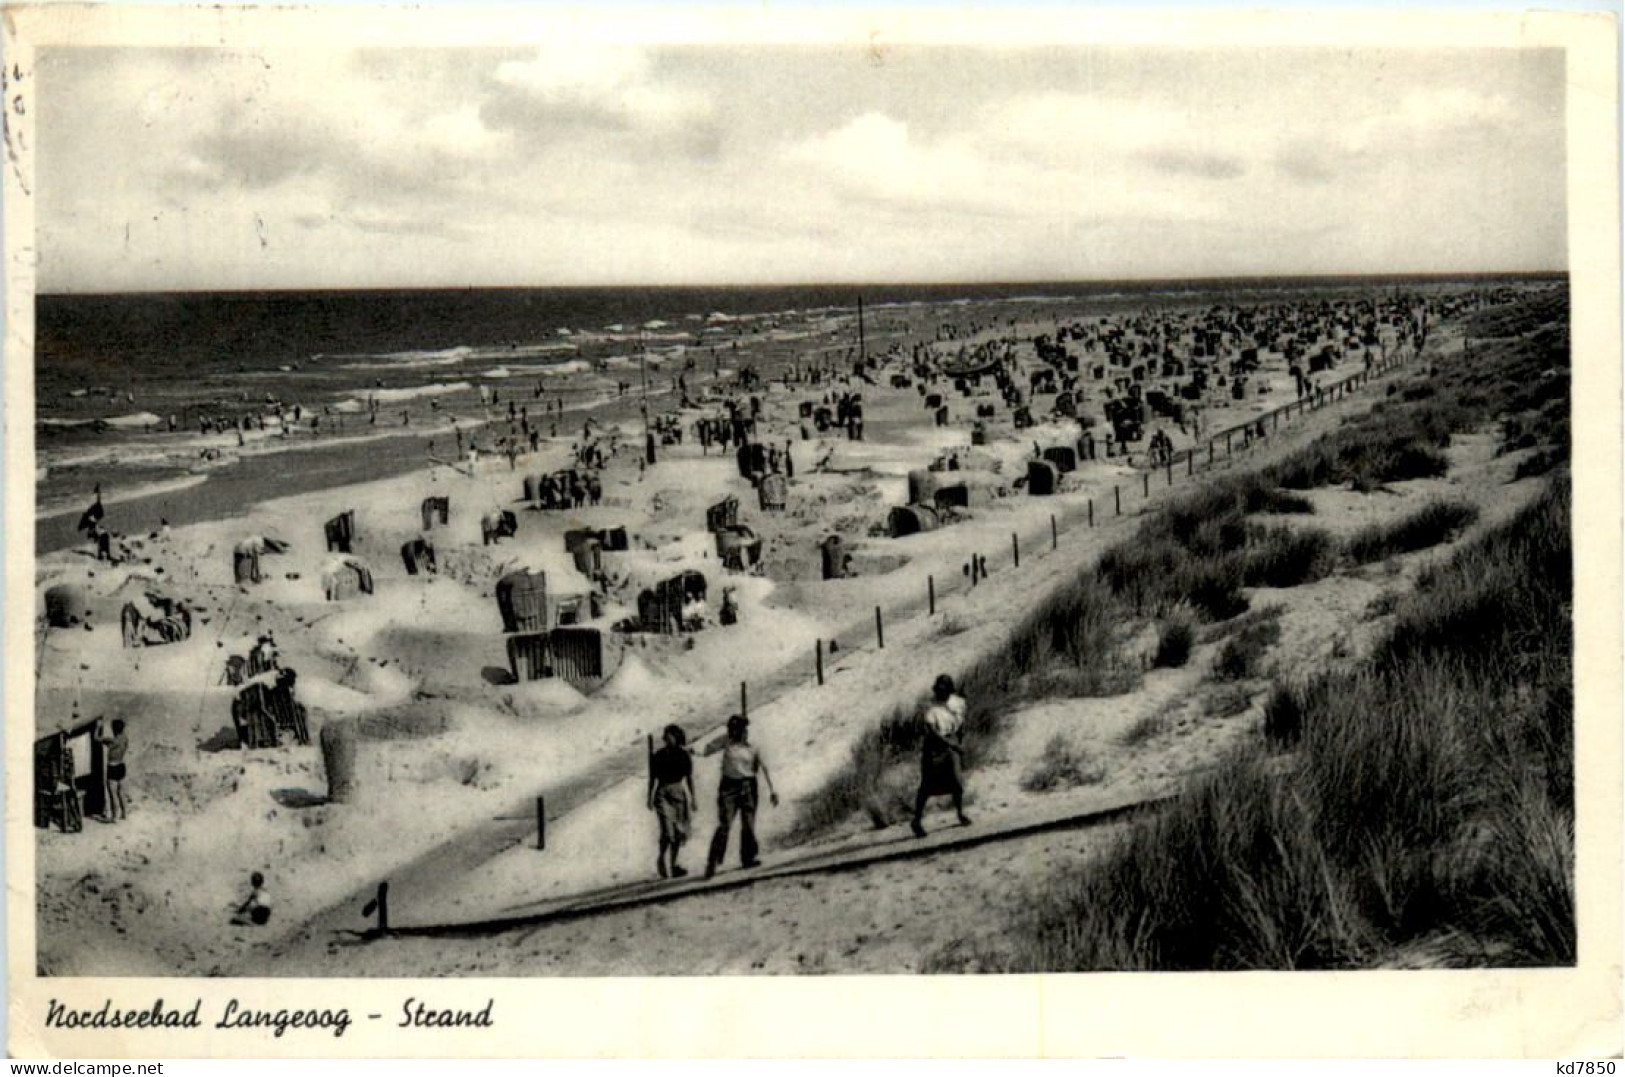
[232, 872, 273, 927]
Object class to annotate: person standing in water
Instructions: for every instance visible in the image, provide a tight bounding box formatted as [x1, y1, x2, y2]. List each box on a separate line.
[647, 724, 697, 879]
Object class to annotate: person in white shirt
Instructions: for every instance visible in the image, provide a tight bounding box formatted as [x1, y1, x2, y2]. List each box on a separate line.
[912, 673, 971, 837]
[703, 715, 778, 878]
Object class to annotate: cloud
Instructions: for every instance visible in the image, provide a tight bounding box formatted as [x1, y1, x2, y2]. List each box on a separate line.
[34, 46, 1566, 291]
[1136, 148, 1246, 180]
[786, 112, 995, 210]
[482, 45, 717, 153]
[1273, 142, 1338, 184]
[1396, 86, 1517, 130]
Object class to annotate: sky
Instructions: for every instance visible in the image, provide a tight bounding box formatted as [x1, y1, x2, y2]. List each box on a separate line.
[35, 44, 1567, 292]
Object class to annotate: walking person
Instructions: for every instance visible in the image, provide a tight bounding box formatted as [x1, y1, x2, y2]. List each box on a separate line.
[647, 724, 697, 879]
[704, 715, 778, 879]
[911, 674, 971, 838]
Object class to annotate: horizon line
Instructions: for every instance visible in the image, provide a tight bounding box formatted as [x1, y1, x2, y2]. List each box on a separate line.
[36, 269, 1569, 300]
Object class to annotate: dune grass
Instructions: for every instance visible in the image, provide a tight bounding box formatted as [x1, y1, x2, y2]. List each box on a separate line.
[783, 571, 1131, 843]
[796, 295, 1570, 854]
[1151, 611, 1196, 669]
[1211, 617, 1283, 682]
[935, 476, 1572, 971]
[1343, 500, 1481, 565]
[1097, 473, 1336, 621]
[1020, 735, 1106, 793]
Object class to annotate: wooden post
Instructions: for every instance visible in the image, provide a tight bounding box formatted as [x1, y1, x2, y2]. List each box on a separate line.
[1142, 472, 1150, 498]
[971, 557, 979, 587]
[1209, 443, 1215, 465]
[1050, 514, 1058, 550]
[1088, 499, 1094, 527]
[1187, 450, 1194, 476]
[816, 640, 824, 685]
[1166, 460, 1173, 486]
[875, 605, 884, 649]
[928, 575, 935, 615]
[536, 797, 546, 850]
[1226, 431, 1233, 456]
[741, 681, 748, 718]
[1012, 531, 1020, 568]
[1114, 486, 1121, 516]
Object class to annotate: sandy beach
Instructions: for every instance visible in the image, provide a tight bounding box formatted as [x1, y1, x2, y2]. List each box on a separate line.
[32, 281, 1558, 976]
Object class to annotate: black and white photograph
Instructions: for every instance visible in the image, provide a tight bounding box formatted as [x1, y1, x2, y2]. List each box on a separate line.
[6, 4, 1619, 1059]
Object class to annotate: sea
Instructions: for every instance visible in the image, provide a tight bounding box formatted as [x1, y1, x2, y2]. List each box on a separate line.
[33, 276, 1533, 554]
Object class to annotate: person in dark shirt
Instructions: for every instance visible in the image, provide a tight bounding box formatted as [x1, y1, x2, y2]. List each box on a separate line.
[647, 724, 697, 878]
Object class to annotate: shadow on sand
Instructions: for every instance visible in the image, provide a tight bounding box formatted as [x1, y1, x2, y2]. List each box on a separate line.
[271, 788, 329, 809]
[197, 726, 242, 753]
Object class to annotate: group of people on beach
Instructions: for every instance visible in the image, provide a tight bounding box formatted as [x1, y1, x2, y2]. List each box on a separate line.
[644, 673, 970, 882]
[646, 715, 780, 880]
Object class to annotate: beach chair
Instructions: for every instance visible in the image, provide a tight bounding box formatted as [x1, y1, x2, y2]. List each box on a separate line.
[401, 538, 437, 576]
[705, 497, 739, 534]
[420, 496, 450, 530]
[33, 734, 83, 833]
[715, 526, 763, 573]
[121, 603, 144, 648]
[820, 535, 845, 580]
[231, 690, 280, 750]
[324, 510, 357, 554]
[758, 473, 788, 512]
